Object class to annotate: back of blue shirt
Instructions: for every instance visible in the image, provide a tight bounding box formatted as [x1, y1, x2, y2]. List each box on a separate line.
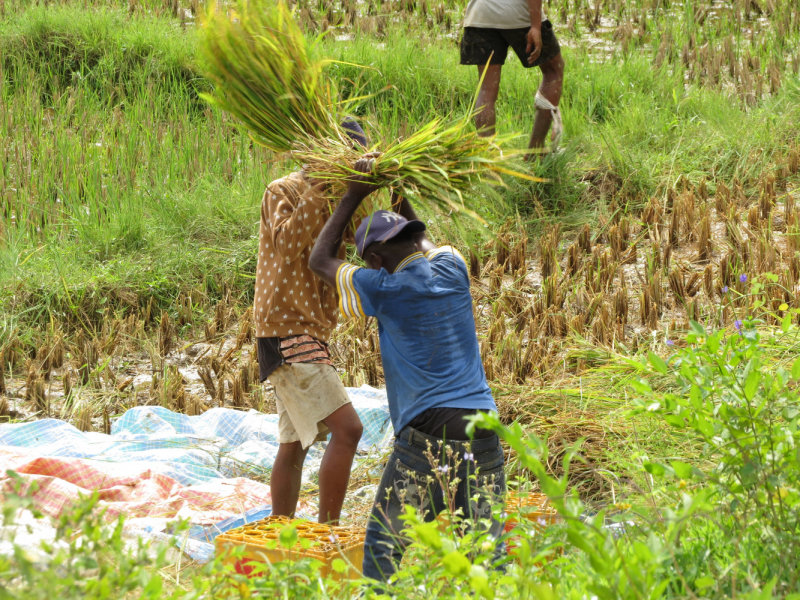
[337, 246, 496, 434]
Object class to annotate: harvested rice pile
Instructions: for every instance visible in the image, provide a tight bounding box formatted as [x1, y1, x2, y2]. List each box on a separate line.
[199, 0, 536, 219]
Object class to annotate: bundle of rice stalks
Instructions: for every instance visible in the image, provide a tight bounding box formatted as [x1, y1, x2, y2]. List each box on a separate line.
[0, 396, 11, 420]
[294, 114, 531, 217]
[158, 311, 174, 358]
[199, 365, 216, 398]
[235, 308, 254, 350]
[200, 0, 343, 153]
[73, 403, 95, 433]
[25, 370, 48, 416]
[200, 0, 537, 219]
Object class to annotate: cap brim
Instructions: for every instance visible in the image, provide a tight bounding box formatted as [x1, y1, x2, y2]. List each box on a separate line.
[375, 219, 427, 243]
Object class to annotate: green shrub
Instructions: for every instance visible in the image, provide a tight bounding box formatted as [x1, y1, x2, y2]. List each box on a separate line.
[4, 319, 800, 599]
[631, 316, 800, 595]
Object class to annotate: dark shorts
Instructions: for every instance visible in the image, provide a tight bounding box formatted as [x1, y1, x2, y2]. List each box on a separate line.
[460, 21, 561, 69]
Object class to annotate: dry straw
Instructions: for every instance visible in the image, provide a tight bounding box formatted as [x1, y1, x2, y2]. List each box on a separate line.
[199, 0, 538, 220]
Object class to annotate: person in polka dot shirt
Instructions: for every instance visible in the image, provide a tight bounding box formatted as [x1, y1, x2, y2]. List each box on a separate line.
[254, 120, 368, 525]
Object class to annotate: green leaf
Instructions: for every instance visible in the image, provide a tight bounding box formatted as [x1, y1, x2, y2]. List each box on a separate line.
[629, 379, 652, 395]
[331, 558, 348, 574]
[670, 461, 693, 479]
[792, 358, 800, 380]
[565, 529, 593, 555]
[644, 462, 665, 476]
[759, 577, 778, 599]
[279, 525, 298, 550]
[744, 369, 760, 400]
[782, 313, 792, 333]
[695, 415, 714, 437]
[441, 551, 471, 577]
[648, 351, 668, 375]
[530, 582, 557, 600]
[663, 414, 686, 428]
[414, 522, 443, 550]
[470, 565, 495, 599]
[706, 331, 720, 355]
[689, 320, 705, 337]
[694, 576, 715, 590]
[143, 575, 163, 595]
[689, 385, 702, 409]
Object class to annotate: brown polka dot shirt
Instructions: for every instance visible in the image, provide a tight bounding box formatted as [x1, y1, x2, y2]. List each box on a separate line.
[253, 171, 344, 341]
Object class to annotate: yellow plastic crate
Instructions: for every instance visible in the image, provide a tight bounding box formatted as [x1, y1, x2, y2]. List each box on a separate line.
[504, 491, 563, 563]
[505, 491, 561, 530]
[215, 516, 365, 580]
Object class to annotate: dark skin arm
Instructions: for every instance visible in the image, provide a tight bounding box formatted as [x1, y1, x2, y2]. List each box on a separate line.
[526, 0, 543, 64]
[309, 156, 380, 287]
[390, 190, 437, 254]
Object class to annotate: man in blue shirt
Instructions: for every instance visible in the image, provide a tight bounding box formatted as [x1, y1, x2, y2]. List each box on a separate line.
[309, 157, 505, 582]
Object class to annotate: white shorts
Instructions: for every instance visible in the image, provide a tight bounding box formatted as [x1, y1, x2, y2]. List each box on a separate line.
[268, 363, 351, 449]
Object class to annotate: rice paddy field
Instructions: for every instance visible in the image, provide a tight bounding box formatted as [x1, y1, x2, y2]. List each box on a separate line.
[2, 0, 800, 596]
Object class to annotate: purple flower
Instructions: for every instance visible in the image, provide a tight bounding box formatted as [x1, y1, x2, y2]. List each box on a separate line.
[722, 286, 729, 293]
[734, 319, 743, 331]
[666, 340, 675, 347]
[739, 274, 747, 283]
[463, 452, 474, 462]
[437, 465, 450, 474]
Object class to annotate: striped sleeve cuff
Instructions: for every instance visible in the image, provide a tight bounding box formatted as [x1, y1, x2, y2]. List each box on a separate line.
[426, 245, 467, 265]
[336, 263, 366, 318]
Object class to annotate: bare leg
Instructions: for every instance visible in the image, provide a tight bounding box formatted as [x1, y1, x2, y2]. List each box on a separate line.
[527, 54, 565, 158]
[475, 64, 503, 137]
[318, 403, 363, 524]
[271, 441, 308, 517]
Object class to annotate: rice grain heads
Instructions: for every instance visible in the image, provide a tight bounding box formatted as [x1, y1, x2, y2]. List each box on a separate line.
[199, 0, 538, 220]
[295, 116, 530, 219]
[199, 0, 342, 153]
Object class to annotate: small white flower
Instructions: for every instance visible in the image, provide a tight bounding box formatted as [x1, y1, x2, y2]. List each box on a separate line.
[437, 465, 450, 474]
[464, 452, 474, 461]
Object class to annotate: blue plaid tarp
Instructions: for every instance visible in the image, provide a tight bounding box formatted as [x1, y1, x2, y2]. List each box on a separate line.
[0, 386, 393, 486]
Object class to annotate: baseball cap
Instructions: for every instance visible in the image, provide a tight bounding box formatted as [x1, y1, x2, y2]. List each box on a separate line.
[340, 118, 367, 149]
[355, 210, 426, 257]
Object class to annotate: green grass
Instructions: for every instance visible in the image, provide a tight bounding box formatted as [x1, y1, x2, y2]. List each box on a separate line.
[0, 0, 798, 334]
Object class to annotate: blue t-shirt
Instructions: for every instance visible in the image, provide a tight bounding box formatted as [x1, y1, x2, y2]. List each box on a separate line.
[336, 246, 496, 434]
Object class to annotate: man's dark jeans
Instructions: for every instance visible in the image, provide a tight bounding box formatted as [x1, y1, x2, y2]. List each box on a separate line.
[362, 426, 506, 581]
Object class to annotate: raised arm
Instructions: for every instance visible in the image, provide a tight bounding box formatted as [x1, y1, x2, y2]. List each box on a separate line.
[309, 158, 381, 287]
[390, 190, 437, 254]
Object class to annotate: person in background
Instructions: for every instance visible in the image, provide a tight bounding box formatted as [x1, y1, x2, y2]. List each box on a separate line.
[309, 157, 506, 582]
[254, 120, 368, 525]
[460, 0, 565, 158]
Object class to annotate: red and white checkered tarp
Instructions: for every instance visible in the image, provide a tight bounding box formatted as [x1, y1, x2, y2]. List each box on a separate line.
[0, 447, 272, 525]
